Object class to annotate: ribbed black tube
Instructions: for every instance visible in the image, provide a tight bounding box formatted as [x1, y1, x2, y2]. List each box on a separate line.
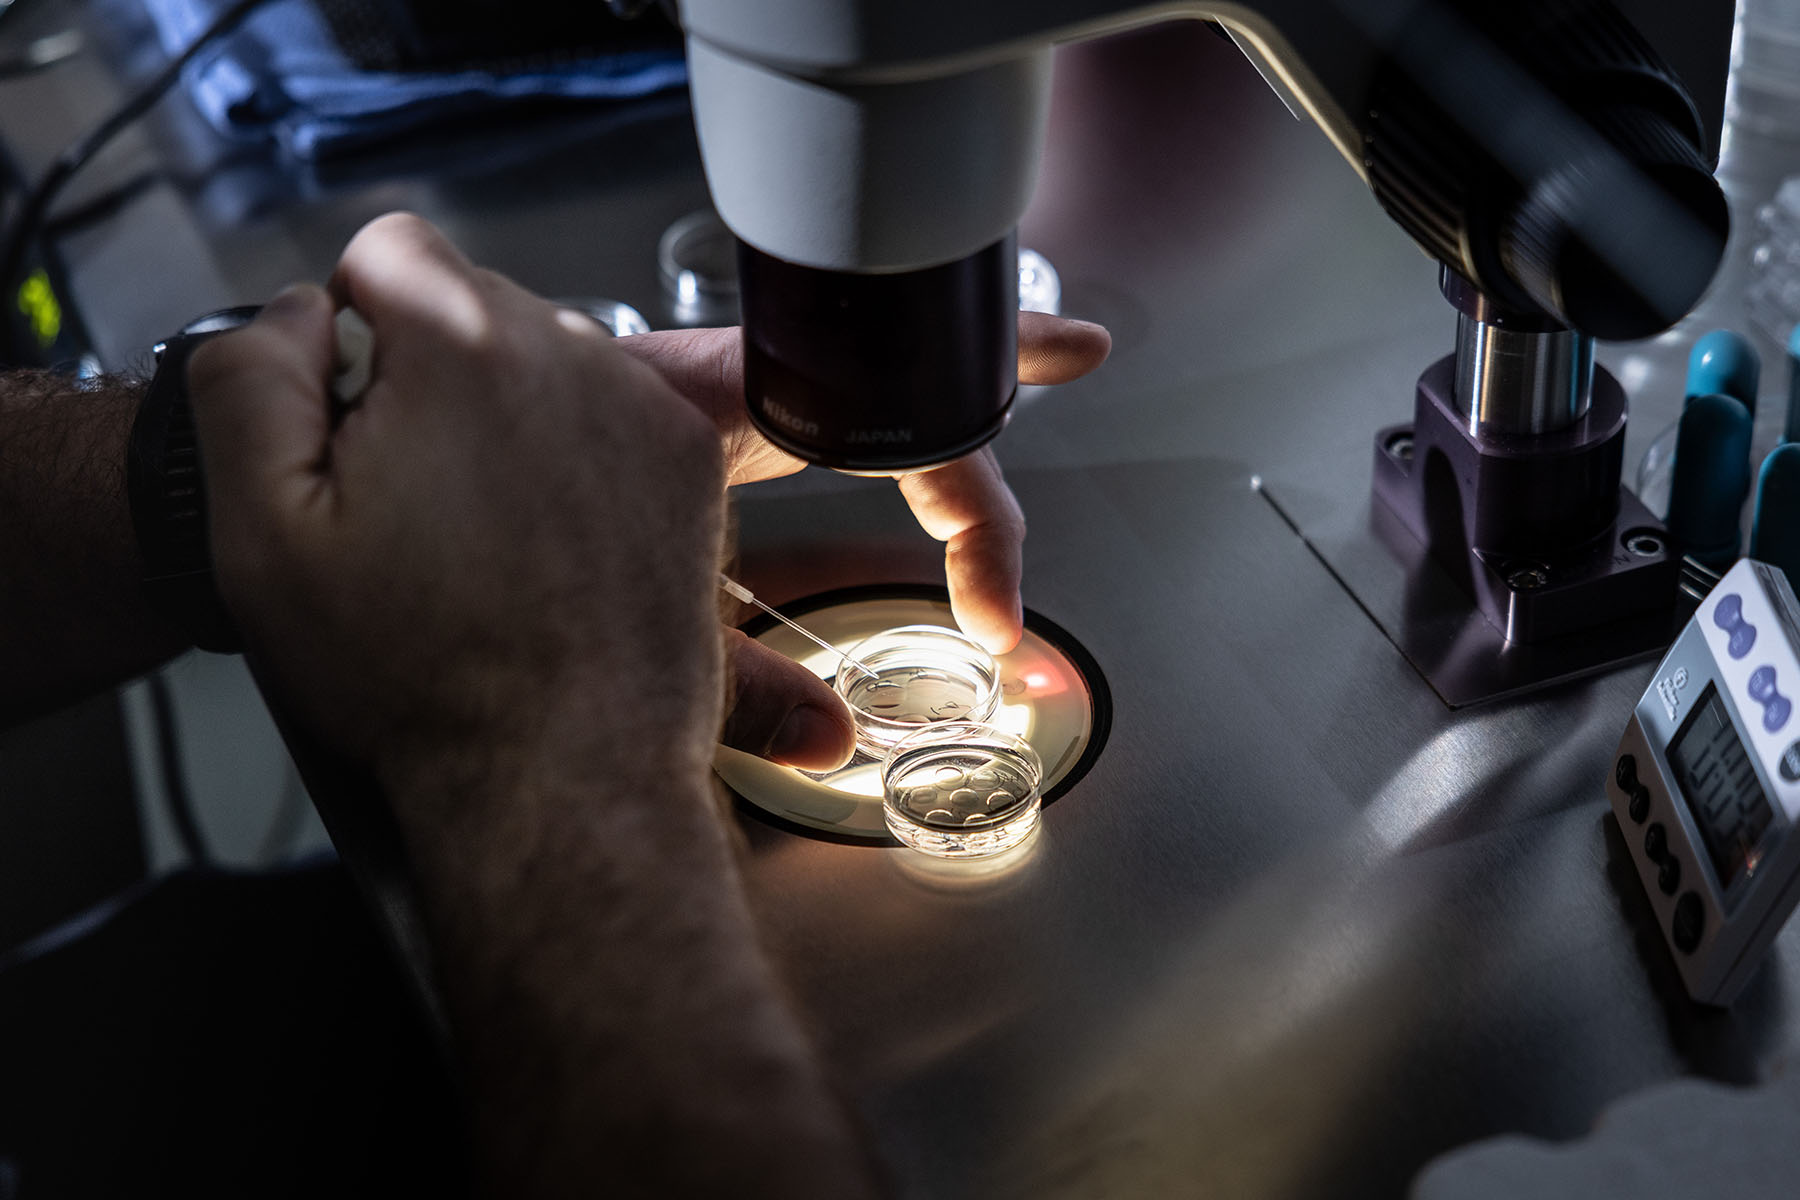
[1363, 0, 1727, 340]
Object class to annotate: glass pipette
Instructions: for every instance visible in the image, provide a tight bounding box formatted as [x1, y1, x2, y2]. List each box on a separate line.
[719, 575, 876, 681]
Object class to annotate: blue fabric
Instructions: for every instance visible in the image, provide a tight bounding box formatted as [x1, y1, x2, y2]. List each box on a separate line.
[138, 0, 688, 159]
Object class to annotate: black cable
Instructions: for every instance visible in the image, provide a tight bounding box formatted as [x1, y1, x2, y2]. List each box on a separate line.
[0, 0, 273, 353]
[40, 167, 160, 241]
[147, 670, 214, 867]
[0, 134, 28, 198]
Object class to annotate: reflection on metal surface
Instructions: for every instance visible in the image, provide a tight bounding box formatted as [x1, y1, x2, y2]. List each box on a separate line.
[1361, 718, 1525, 853]
[713, 589, 1106, 840]
[1453, 314, 1594, 437]
[1262, 474, 1676, 708]
[991, 702, 1572, 1200]
[991, 807, 1427, 1198]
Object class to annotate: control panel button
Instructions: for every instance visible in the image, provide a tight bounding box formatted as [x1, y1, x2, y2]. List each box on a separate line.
[1672, 891, 1705, 954]
[1645, 822, 1668, 862]
[1616, 753, 1638, 790]
[1658, 854, 1682, 895]
[1782, 740, 1800, 782]
[1714, 592, 1758, 659]
[1749, 664, 1793, 733]
[1628, 785, 1651, 824]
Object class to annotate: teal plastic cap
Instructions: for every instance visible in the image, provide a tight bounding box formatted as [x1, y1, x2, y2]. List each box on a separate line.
[1687, 329, 1761, 417]
[1787, 323, 1800, 444]
[1668, 392, 1753, 567]
[1753, 443, 1800, 588]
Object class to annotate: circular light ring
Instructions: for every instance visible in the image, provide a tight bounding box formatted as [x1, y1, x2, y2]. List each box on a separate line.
[714, 585, 1111, 842]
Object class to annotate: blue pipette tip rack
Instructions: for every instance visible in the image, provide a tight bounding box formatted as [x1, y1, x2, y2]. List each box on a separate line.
[1669, 392, 1754, 566]
[1787, 324, 1800, 446]
[1687, 329, 1761, 417]
[1753, 444, 1800, 588]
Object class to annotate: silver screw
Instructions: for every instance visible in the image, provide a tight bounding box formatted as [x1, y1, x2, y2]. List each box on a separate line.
[1506, 563, 1550, 590]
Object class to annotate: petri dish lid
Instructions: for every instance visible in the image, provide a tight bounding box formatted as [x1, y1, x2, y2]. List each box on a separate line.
[555, 297, 651, 337]
[658, 210, 741, 327]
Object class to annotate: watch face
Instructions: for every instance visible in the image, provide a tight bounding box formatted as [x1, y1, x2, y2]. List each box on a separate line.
[178, 306, 262, 338]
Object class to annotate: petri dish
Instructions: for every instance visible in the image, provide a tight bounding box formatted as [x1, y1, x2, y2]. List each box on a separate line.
[1018, 247, 1062, 315]
[834, 625, 1000, 757]
[554, 297, 651, 337]
[658, 220, 1059, 329]
[658, 210, 741, 327]
[882, 721, 1042, 857]
[711, 587, 1109, 841]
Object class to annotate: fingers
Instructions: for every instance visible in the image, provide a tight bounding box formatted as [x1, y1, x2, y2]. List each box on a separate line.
[616, 308, 1087, 658]
[612, 327, 805, 486]
[613, 326, 742, 423]
[326, 213, 496, 376]
[896, 448, 1025, 654]
[721, 629, 857, 771]
[1018, 310, 1112, 385]
[188, 283, 339, 527]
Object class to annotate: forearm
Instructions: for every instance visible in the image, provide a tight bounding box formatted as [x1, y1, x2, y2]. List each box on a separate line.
[0, 371, 189, 725]
[389, 731, 886, 1199]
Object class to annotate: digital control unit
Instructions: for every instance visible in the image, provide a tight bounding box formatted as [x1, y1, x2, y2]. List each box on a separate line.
[1608, 558, 1800, 1005]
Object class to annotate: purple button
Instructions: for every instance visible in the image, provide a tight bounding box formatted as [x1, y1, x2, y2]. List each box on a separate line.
[1714, 592, 1757, 659]
[1749, 665, 1792, 733]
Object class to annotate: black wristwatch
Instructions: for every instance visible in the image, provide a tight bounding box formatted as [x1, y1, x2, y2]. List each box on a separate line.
[127, 307, 260, 653]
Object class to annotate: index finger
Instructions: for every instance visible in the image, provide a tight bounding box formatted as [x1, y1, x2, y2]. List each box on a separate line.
[1017, 311, 1112, 385]
[896, 447, 1025, 654]
[188, 283, 339, 523]
[325, 212, 492, 353]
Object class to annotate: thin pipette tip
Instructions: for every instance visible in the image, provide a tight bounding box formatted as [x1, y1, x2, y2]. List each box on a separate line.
[719, 575, 877, 680]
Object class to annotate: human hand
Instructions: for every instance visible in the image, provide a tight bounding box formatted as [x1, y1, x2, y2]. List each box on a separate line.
[192, 220, 892, 1194]
[188, 213, 729, 804]
[618, 312, 1111, 771]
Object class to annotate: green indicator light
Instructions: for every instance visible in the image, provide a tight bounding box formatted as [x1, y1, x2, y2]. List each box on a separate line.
[17, 269, 62, 348]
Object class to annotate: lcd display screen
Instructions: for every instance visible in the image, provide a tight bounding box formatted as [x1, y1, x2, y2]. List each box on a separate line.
[1666, 683, 1776, 891]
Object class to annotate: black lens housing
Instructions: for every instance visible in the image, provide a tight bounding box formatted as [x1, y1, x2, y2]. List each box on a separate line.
[738, 233, 1018, 472]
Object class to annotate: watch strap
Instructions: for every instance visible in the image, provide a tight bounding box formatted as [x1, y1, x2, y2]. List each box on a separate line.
[127, 324, 245, 653]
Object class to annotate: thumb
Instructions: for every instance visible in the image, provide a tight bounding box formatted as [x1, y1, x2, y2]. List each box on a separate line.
[722, 628, 858, 771]
[188, 283, 338, 531]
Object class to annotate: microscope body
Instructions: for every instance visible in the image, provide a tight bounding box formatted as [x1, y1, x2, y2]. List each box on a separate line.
[680, 0, 1734, 673]
[1372, 272, 1672, 652]
[680, 0, 1729, 472]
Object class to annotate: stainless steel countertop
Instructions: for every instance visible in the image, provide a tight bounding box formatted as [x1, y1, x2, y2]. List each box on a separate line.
[9, 9, 1800, 1197]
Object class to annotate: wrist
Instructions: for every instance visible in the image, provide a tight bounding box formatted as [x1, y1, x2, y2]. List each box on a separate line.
[0, 368, 202, 722]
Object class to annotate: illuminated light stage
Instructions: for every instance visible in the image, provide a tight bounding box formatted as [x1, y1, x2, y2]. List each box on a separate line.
[714, 585, 1110, 841]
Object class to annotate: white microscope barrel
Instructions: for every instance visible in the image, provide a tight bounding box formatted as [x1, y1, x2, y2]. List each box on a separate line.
[684, 35, 1050, 273]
